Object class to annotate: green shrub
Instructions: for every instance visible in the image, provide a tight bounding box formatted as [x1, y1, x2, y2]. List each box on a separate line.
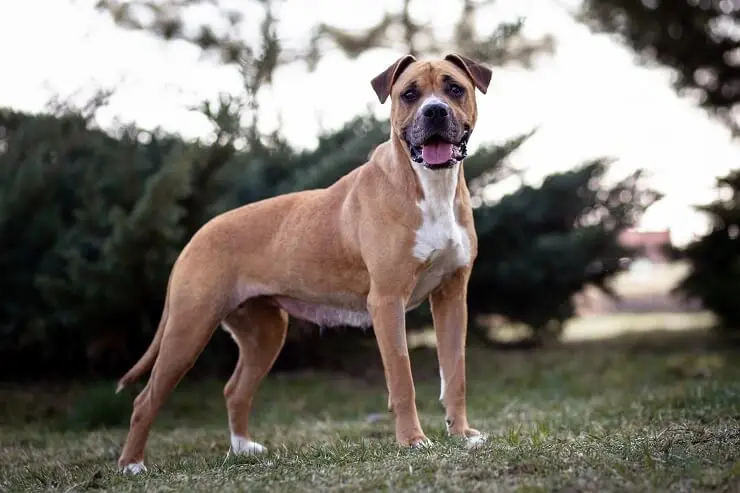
[0, 105, 658, 378]
[62, 383, 131, 430]
[675, 169, 740, 335]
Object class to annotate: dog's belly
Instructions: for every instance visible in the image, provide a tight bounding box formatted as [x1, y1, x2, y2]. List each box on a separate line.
[274, 296, 373, 328]
[243, 222, 468, 330]
[271, 249, 460, 329]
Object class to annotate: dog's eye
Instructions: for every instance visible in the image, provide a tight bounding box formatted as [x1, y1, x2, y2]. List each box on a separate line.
[448, 83, 465, 98]
[401, 88, 419, 102]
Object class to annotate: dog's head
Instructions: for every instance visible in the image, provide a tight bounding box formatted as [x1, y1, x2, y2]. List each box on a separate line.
[371, 54, 492, 170]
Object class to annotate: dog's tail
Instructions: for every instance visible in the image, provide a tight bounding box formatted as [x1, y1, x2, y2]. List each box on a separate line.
[115, 293, 170, 394]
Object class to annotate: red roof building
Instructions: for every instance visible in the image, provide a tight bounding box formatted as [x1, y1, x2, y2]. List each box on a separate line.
[618, 229, 672, 263]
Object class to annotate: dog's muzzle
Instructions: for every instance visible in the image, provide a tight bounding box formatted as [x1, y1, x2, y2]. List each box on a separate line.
[404, 102, 471, 170]
[405, 128, 471, 170]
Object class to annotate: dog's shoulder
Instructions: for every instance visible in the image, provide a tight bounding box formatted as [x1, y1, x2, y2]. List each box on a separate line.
[367, 140, 392, 163]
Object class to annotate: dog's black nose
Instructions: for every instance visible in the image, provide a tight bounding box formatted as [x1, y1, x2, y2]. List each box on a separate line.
[422, 103, 449, 123]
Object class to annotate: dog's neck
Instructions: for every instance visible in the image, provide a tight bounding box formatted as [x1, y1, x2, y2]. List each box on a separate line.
[386, 134, 463, 208]
[412, 164, 459, 215]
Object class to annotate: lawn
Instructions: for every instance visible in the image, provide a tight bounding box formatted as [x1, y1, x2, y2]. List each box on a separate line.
[1, 328, 739, 492]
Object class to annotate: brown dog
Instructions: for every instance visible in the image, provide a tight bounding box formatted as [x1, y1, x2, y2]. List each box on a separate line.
[115, 53, 492, 474]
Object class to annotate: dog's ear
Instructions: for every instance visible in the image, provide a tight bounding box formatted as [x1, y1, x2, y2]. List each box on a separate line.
[444, 53, 492, 94]
[370, 55, 417, 104]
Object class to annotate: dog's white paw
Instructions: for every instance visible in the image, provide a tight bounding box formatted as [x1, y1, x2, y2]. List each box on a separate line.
[465, 432, 488, 449]
[230, 434, 267, 455]
[410, 437, 434, 449]
[121, 462, 147, 475]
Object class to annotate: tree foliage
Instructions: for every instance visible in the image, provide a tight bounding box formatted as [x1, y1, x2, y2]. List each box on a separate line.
[469, 162, 660, 339]
[578, 1, 740, 332]
[0, 100, 658, 378]
[96, 0, 254, 65]
[674, 170, 740, 334]
[579, 0, 740, 134]
[0, 1, 662, 379]
[96, 0, 555, 74]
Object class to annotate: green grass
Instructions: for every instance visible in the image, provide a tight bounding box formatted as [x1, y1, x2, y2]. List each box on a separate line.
[2, 329, 740, 492]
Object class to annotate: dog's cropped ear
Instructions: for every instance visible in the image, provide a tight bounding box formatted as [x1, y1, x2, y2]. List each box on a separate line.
[444, 53, 492, 94]
[370, 55, 417, 104]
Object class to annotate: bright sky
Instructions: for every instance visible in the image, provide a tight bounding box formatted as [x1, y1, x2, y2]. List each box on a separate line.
[1, 0, 738, 247]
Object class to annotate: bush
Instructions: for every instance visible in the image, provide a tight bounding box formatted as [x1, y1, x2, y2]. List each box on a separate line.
[675, 169, 740, 334]
[0, 104, 658, 379]
[62, 383, 131, 430]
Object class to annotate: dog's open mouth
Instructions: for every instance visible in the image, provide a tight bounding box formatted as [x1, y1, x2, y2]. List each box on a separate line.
[407, 129, 470, 170]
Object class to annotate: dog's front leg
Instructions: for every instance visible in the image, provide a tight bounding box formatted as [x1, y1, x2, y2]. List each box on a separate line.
[430, 268, 482, 442]
[368, 290, 428, 447]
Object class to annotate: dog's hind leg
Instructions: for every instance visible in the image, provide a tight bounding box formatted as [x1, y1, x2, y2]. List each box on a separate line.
[117, 284, 231, 474]
[222, 297, 288, 456]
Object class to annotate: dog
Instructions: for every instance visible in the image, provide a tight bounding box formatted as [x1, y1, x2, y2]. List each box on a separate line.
[115, 53, 492, 474]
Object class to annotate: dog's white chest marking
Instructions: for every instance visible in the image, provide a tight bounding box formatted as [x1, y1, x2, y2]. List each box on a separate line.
[408, 166, 471, 308]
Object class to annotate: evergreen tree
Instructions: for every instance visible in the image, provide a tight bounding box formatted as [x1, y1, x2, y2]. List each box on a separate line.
[0, 1, 663, 379]
[674, 170, 740, 334]
[0, 102, 659, 377]
[468, 161, 660, 343]
[0, 103, 196, 378]
[579, 0, 740, 134]
[96, 0, 554, 72]
[578, 1, 740, 332]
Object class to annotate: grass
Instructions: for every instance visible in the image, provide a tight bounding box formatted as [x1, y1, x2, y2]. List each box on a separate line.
[2, 328, 740, 492]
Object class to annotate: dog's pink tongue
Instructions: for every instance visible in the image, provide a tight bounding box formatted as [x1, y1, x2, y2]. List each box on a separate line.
[421, 142, 453, 165]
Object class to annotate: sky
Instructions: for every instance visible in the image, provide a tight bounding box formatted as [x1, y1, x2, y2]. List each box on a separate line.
[0, 0, 738, 247]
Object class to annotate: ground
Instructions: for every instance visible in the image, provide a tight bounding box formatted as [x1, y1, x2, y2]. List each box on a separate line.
[1, 327, 739, 492]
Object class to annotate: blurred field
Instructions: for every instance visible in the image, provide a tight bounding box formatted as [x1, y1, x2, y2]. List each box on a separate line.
[568, 260, 714, 341]
[437, 260, 715, 347]
[575, 261, 703, 315]
[2, 327, 739, 492]
[611, 260, 690, 297]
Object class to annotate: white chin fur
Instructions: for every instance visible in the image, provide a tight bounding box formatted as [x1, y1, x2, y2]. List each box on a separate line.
[230, 434, 267, 455]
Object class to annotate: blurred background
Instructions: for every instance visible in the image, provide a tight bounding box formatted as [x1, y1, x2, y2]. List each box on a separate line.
[0, 0, 739, 383]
